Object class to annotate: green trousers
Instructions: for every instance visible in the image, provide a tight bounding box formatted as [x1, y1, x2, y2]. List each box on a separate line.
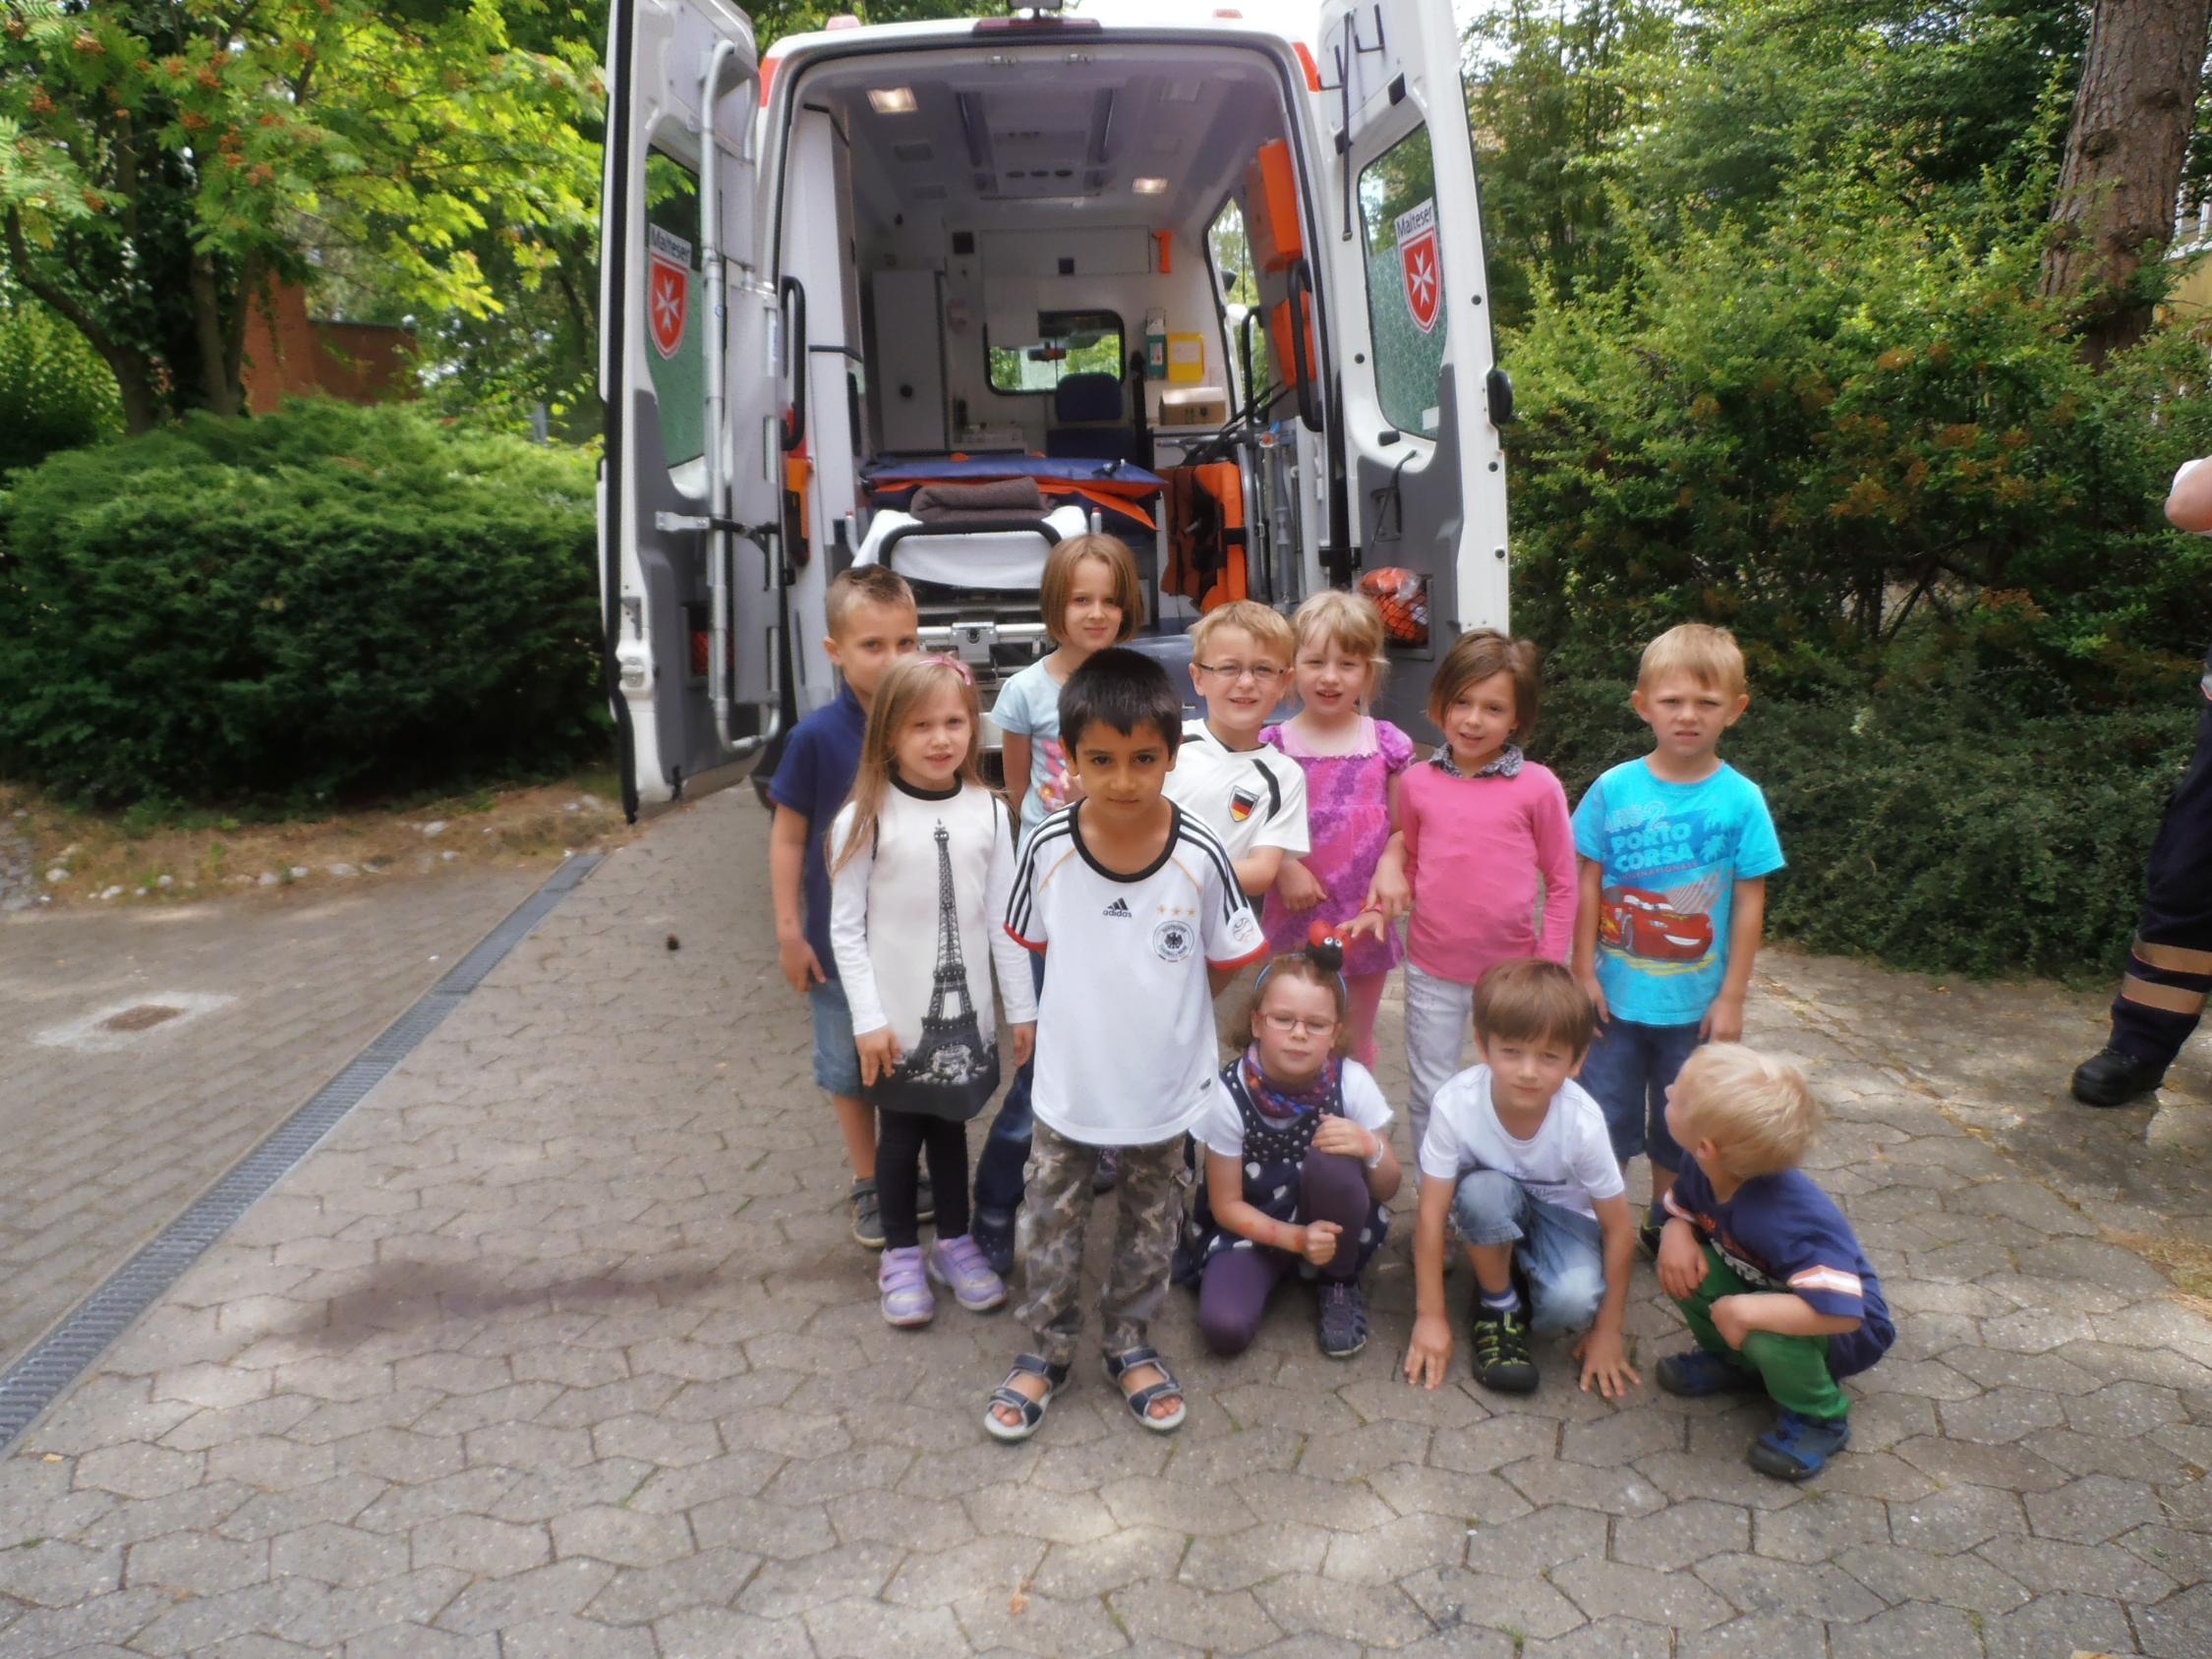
[1673, 1242, 1849, 1421]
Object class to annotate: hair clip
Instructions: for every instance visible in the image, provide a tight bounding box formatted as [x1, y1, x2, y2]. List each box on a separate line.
[919, 655, 974, 685]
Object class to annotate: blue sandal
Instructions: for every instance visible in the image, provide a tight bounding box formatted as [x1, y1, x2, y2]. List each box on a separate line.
[1104, 1344, 1187, 1434]
[983, 1353, 1069, 1443]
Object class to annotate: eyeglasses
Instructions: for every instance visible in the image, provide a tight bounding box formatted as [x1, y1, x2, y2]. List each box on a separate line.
[1194, 660, 1286, 685]
[1260, 1011, 1337, 1037]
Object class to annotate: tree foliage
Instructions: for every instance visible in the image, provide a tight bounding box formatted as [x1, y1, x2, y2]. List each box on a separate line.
[0, 280, 121, 474]
[1, 0, 603, 429]
[1471, 0, 2212, 979]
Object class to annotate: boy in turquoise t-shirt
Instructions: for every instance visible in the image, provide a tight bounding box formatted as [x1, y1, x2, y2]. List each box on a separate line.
[1570, 624, 1783, 1250]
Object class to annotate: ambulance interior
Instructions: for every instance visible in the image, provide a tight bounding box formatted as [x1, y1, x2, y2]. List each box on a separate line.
[774, 42, 1328, 711]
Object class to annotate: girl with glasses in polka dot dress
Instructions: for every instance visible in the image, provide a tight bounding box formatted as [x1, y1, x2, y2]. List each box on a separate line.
[1174, 930, 1404, 1359]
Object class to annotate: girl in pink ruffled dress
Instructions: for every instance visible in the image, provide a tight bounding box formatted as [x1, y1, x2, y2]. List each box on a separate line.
[1261, 592, 1415, 1066]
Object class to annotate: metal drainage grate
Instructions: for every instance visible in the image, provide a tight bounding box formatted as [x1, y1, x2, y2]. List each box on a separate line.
[0, 853, 603, 1452]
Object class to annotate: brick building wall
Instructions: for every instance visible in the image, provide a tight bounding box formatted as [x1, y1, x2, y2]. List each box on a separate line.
[240, 281, 414, 414]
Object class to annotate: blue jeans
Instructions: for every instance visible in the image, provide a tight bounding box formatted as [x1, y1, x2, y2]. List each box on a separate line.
[806, 979, 863, 1097]
[974, 952, 1048, 1224]
[1449, 1170, 1605, 1336]
[1579, 1015, 1699, 1172]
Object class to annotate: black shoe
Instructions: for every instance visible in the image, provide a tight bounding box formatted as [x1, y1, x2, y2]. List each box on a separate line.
[917, 1172, 936, 1226]
[973, 1208, 1016, 1279]
[1468, 1304, 1539, 1394]
[2070, 1046, 2167, 1109]
[850, 1178, 885, 1250]
[1316, 1281, 1369, 1359]
[1638, 1220, 1663, 1261]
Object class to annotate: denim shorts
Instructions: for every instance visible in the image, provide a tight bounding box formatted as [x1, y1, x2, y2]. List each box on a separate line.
[807, 978, 863, 1097]
[1579, 1016, 1700, 1168]
[1448, 1170, 1606, 1336]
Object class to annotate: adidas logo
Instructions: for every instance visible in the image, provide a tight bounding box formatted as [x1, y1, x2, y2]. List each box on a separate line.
[1102, 897, 1133, 918]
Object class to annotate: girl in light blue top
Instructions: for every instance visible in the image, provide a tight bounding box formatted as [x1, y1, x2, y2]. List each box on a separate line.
[991, 534, 1146, 841]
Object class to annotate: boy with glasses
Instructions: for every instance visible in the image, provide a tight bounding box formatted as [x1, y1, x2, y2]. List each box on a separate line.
[1167, 601, 1310, 1047]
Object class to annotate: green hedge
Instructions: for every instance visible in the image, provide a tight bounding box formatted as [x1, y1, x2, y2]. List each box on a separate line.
[1532, 672, 2197, 984]
[0, 400, 604, 807]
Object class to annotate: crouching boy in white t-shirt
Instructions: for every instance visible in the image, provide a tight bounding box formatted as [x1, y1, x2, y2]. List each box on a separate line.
[983, 650, 1266, 1444]
[1403, 958, 1643, 1401]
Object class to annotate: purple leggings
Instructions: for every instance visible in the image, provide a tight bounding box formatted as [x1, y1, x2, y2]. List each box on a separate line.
[1196, 1151, 1372, 1357]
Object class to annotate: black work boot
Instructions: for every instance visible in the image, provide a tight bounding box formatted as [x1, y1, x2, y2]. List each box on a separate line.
[2070, 1046, 2168, 1109]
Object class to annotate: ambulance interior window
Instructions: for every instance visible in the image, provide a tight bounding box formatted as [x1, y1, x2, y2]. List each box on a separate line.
[645, 151, 705, 480]
[986, 310, 1124, 395]
[1357, 125, 1447, 440]
[1207, 202, 1270, 410]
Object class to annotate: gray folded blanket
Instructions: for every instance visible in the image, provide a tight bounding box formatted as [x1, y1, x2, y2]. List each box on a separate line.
[910, 478, 1046, 522]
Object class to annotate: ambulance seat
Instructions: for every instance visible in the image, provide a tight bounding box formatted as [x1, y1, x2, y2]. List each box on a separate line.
[1045, 372, 1141, 466]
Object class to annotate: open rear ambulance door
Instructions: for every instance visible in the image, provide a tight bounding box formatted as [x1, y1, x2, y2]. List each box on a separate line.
[601, 0, 788, 819]
[1315, 0, 1511, 727]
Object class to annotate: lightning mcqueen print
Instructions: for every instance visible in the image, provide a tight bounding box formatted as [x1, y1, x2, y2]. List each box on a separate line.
[1600, 886, 1715, 963]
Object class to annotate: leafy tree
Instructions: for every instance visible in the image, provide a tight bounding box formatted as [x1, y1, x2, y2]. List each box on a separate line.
[0, 279, 121, 473]
[0, 0, 602, 431]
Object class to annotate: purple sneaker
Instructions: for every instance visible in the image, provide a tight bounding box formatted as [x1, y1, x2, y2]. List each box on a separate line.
[878, 1245, 935, 1328]
[928, 1234, 1009, 1312]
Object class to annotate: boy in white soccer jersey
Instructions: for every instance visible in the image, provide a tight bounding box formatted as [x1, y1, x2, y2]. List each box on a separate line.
[983, 651, 1267, 1443]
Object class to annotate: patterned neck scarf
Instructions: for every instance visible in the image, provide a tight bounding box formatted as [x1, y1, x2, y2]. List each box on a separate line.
[1431, 743, 1524, 780]
[1241, 1047, 1340, 1123]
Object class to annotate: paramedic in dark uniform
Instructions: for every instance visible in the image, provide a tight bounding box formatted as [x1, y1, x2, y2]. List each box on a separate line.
[2072, 456, 2212, 1107]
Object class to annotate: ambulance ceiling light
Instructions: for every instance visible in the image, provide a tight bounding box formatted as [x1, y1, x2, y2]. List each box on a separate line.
[868, 86, 917, 114]
[1134, 176, 1169, 195]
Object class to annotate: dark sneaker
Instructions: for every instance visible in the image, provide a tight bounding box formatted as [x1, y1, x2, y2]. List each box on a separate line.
[850, 1178, 885, 1250]
[1748, 1409, 1851, 1480]
[1638, 1219, 1663, 1261]
[917, 1171, 936, 1225]
[1656, 1348, 1765, 1399]
[1316, 1281, 1369, 1359]
[1468, 1306, 1538, 1394]
[973, 1208, 1017, 1279]
[1092, 1147, 1122, 1194]
[2070, 1046, 2167, 1109]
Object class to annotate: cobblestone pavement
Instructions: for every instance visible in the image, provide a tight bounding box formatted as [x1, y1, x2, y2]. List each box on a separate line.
[1, 788, 2208, 1657]
[0, 869, 545, 1371]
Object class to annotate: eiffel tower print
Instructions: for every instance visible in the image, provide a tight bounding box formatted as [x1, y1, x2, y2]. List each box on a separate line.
[885, 820, 996, 1110]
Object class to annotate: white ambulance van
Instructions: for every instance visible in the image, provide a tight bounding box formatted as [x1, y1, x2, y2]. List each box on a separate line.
[598, 0, 1512, 817]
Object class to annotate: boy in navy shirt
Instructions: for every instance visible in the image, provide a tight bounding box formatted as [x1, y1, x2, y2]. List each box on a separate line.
[1654, 1044, 1892, 1480]
[768, 566, 919, 1249]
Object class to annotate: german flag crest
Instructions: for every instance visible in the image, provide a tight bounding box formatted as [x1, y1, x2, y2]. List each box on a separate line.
[1229, 785, 1261, 825]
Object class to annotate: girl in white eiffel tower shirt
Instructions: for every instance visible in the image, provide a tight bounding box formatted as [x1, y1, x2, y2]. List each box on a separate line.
[828, 656, 1036, 1329]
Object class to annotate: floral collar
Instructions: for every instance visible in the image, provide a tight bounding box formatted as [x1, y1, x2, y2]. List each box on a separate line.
[1431, 743, 1524, 779]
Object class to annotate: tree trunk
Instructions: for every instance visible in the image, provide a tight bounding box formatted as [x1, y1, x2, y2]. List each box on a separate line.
[188, 252, 243, 418]
[2041, 0, 2212, 360]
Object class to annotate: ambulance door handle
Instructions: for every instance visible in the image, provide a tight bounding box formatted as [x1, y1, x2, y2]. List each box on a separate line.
[780, 275, 807, 452]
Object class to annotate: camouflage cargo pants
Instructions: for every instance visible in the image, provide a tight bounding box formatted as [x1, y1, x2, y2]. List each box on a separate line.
[1016, 1122, 1192, 1367]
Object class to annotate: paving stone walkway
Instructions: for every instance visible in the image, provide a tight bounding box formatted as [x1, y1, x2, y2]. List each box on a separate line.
[0, 869, 547, 1374]
[1, 786, 2207, 1657]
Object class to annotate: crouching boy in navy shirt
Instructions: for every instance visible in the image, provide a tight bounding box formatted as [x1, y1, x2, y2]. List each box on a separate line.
[1655, 1044, 1894, 1481]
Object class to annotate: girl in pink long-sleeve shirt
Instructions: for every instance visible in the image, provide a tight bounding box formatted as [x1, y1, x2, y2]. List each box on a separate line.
[1363, 631, 1577, 1154]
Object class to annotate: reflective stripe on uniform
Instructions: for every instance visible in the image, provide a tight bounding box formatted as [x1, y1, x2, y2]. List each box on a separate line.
[2121, 974, 2208, 1015]
[2131, 938, 2212, 976]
